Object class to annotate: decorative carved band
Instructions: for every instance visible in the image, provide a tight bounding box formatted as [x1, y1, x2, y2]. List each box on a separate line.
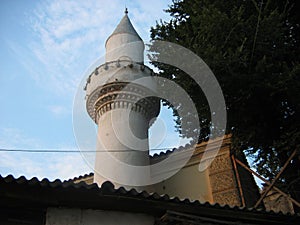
[87, 82, 160, 123]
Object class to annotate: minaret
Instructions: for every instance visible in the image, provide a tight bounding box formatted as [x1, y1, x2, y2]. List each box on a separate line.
[85, 10, 160, 189]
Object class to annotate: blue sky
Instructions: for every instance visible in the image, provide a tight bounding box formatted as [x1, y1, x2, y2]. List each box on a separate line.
[0, 0, 187, 180]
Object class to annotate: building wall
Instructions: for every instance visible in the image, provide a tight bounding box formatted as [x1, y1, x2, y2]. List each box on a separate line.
[150, 160, 213, 202]
[46, 208, 154, 225]
[150, 135, 242, 206]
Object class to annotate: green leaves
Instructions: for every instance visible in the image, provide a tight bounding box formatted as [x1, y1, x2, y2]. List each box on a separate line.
[151, 0, 300, 205]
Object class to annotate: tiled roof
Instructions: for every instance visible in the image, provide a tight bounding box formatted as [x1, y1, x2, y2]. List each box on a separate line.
[0, 174, 298, 224]
[151, 134, 231, 158]
[67, 172, 94, 182]
[151, 143, 193, 158]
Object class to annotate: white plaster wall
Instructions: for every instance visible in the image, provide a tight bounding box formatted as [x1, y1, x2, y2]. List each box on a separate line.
[106, 34, 144, 63]
[46, 208, 154, 225]
[151, 163, 213, 202]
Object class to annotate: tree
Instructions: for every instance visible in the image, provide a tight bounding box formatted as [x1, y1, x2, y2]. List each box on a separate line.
[150, 0, 300, 208]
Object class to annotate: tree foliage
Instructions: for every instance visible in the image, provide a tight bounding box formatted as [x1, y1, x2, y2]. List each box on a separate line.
[150, 0, 300, 206]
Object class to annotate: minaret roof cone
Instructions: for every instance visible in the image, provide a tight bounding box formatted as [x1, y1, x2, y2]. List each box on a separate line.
[105, 10, 143, 47]
[105, 10, 144, 63]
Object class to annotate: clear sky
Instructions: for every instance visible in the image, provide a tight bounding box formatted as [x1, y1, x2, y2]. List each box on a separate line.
[0, 0, 189, 181]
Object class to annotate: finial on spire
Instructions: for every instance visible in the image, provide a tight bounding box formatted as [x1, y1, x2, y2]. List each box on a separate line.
[125, 7, 128, 14]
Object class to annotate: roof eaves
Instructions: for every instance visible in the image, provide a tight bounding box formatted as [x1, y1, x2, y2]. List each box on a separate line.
[0, 174, 298, 224]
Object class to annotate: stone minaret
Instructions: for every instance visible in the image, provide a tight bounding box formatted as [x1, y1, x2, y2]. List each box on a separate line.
[85, 10, 160, 189]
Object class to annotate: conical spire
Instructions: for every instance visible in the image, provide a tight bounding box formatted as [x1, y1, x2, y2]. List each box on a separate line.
[109, 15, 142, 41]
[105, 10, 144, 63]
